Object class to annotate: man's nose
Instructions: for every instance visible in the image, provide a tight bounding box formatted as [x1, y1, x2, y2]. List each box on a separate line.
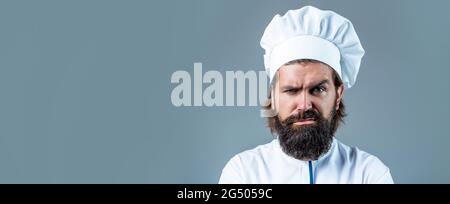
[295, 91, 312, 112]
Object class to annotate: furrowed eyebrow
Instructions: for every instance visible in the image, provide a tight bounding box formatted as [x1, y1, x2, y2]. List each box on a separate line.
[281, 79, 330, 90]
[280, 85, 299, 90]
[312, 79, 330, 88]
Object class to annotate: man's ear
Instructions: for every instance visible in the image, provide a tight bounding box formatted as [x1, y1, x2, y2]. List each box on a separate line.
[336, 85, 344, 110]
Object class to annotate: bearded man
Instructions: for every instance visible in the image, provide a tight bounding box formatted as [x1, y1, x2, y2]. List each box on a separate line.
[219, 6, 393, 184]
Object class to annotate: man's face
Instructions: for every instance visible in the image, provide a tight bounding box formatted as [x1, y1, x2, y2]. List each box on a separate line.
[272, 62, 344, 160]
[274, 62, 342, 123]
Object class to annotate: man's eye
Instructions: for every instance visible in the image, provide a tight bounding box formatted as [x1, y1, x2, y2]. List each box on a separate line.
[311, 86, 325, 94]
[284, 89, 297, 94]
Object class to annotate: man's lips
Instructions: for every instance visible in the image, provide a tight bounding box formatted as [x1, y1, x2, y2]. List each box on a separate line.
[293, 119, 316, 125]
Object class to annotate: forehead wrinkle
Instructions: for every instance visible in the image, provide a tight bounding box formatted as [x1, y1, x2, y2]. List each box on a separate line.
[281, 74, 330, 90]
[278, 63, 333, 89]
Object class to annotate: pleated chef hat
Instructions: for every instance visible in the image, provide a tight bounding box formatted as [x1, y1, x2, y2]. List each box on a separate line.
[260, 6, 365, 88]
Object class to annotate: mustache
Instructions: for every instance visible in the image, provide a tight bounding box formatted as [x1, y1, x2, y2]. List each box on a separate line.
[282, 109, 321, 125]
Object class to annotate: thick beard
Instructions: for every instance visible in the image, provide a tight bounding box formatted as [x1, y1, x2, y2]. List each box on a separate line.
[275, 108, 336, 161]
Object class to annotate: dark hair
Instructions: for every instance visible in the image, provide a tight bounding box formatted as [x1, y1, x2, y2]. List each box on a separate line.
[262, 59, 347, 135]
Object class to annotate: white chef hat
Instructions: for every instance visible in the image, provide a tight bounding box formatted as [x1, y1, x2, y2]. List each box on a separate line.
[260, 6, 365, 88]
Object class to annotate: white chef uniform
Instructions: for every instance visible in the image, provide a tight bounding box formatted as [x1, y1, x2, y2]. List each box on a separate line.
[219, 138, 393, 184]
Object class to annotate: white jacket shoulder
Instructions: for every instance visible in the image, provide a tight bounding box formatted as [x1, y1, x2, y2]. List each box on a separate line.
[334, 140, 394, 184]
[219, 140, 275, 184]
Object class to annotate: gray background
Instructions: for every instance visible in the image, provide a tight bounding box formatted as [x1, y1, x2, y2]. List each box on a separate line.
[0, 0, 449, 183]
